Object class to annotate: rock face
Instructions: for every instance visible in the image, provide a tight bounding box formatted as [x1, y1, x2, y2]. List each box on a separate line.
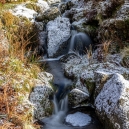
[47, 17, 71, 57]
[60, 0, 129, 46]
[29, 72, 53, 119]
[95, 74, 129, 129]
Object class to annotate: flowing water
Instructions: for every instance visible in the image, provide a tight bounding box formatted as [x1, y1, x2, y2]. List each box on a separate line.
[41, 93, 103, 129]
[38, 28, 104, 128]
[69, 32, 93, 55]
[37, 7, 103, 128]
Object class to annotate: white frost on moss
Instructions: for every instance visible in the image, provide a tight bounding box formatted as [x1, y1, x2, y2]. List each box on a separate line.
[65, 112, 91, 126]
[12, 4, 37, 21]
[11, 0, 49, 22]
[36, 0, 49, 12]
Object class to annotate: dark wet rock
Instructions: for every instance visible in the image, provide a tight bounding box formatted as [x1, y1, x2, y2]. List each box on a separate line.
[59, 2, 67, 14]
[59, 1, 74, 15]
[97, 18, 129, 49]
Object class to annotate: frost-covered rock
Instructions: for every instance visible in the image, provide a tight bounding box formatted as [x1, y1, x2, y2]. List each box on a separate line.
[47, 17, 71, 57]
[11, 0, 49, 22]
[95, 74, 129, 129]
[30, 72, 53, 119]
[12, 4, 37, 22]
[94, 71, 112, 98]
[69, 88, 89, 107]
[65, 54, 129, 97]
[97, 1, 129, 43]
[36, 0, 49, 12]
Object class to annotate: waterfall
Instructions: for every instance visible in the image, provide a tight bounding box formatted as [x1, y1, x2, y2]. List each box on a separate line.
[42, 95, 73, 129]
[69, 32, 92, 55]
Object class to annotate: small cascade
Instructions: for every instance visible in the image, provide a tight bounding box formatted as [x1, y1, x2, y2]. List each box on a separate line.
[69, 32, 92, 55]
[42, 95, 73, 129]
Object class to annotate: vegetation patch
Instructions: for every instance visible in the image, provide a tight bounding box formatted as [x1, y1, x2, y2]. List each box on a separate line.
[0, 4, 42, 129]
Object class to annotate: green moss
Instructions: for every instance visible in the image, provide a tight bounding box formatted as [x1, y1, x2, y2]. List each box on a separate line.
[85, 25, 97, 34]
[96, 13, 103, 25]
[0, 3, 16, 10]
[125, 19, 129, 24]
[85, 79, 95, 95]
[25, 2, 41, 13]
[45, 107, 52, 116]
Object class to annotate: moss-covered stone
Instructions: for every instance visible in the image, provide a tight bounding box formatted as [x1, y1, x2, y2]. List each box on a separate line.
[25, 2, 41, 13]
[35, 7, 60, 23]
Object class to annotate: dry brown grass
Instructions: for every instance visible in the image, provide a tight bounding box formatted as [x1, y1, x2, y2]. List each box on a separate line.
[1, 11, 39, 63]
[96, 40, 111, 62]
[0, 10, 41, 129]
[86, 44, 93, 63]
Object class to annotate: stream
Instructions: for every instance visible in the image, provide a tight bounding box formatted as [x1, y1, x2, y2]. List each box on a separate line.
[38, 30, 103, 129]
[35, 0, 104, 128]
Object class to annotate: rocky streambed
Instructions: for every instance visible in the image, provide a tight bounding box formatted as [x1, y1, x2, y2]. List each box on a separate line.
[7, 0, 129, 128]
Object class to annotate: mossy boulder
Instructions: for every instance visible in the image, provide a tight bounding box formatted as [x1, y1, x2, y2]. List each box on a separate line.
[25, 2, 41, 13]
[35, 7, 60, 23]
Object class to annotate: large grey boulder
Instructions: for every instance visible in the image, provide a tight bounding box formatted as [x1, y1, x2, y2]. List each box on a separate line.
[47, 17, 71, 57]
[30, 72, 53, 119]
[95, 74, 129, 129]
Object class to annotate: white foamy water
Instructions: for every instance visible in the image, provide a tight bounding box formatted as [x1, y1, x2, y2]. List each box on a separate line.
[69, 32, 92, 54]
[65, 112, 91, 127]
